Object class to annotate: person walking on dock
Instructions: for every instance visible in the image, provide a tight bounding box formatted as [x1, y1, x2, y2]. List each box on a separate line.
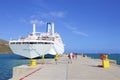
[68, 52, 73, 63]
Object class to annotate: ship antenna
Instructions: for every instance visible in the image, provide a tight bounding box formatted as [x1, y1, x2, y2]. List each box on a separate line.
[33, 23, 36, 35]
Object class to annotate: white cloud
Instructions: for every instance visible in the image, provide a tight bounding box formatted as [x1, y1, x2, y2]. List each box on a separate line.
[72, 31, 88, 37]
[66, 25, 77, 31]
[63, 23, 88, 37]
[62, 23, 77, 30]
[30, 19, 46, 26]
[41, 11, 65, 18]
[49, 11, 64, 18]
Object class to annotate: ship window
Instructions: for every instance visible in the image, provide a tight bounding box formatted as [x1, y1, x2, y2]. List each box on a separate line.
[44, 42, 53, 44]
[38, 42, 43, 44]
[38, 42, 53, 44]
[26, 42, 30, 44]
[34, 42, 37, 44]
[22, 42, 26, 44]
[21, 42, 29, 44]
[30, 42, 37, 44]
[16, 42, 21, 44]
[10, 42, 15, 44]
[45, 42, 50, 44]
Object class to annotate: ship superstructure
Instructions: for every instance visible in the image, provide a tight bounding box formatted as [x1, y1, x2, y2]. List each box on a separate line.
[9, 22, 64, 58]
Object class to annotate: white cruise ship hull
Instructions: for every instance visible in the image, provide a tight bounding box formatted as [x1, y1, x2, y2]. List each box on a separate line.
[9, 41, 64, 58]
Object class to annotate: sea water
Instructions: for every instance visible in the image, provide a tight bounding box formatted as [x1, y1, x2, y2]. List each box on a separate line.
[0, 54, 54, 80]
[86, 54, 120, 65]
[0, 54, 29, 80]
[0, 54, 120, 80]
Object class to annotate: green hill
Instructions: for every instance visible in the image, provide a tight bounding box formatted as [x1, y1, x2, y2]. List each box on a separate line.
[0, 39, 12, 53]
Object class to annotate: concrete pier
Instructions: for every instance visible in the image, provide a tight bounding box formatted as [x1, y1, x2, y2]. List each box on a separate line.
[10, 55, 120, 80]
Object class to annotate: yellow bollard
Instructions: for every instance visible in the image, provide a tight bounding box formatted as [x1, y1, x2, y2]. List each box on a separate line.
[42, 54, 44, 59]
[30, 59, 37, 66]
[42, 54, 45, 64]
[54, 53, 59, 64]
[102, 55, 110, 68]
[102, 60, 110, 68]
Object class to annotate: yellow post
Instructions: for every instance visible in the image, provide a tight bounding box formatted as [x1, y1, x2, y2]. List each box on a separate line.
[54, 53, 59, 64]
[30, 59, 37, 66]
[42, 54, 45, 64]
[102, 55, 110, 68]
[42, 54, 45, 59]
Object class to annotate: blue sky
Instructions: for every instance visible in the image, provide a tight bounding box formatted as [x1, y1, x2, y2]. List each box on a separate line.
[0, 0, 120, 53]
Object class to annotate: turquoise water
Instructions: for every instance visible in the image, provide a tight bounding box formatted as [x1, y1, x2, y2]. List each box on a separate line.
[0, 54, 54, 80]
[0, 54, 120, 80]
[85, 54, 120, 65]
[0, 54, 30, 80]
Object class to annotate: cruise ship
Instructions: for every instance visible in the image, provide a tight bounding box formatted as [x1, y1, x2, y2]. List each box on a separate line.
[9, 22, 64, 58]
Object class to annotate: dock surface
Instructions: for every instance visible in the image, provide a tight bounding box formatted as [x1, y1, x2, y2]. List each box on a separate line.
[10, 55, 120, 80]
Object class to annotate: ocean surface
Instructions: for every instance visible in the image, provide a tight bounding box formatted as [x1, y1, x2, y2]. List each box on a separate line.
[85, 54, 120, 65]
[0, 54, 29, 80]
[0, 54, 120, 80]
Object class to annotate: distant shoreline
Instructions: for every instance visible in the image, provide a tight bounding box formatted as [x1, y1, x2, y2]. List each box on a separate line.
[0, 39, 13, 53]
[0, 53, 13, 54]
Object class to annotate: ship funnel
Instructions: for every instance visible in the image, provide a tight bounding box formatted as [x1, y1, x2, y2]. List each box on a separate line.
[51, 22, 54, 34]
[33, 23, 36, 35]
[47, 22, 54, 35]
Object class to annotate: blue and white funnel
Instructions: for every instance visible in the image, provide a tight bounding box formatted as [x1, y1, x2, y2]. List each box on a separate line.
[47, 22, 54, 35]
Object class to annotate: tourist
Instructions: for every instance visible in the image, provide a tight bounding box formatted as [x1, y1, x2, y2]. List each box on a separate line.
[68, 52, 73, 63]
[75, 53, 78, 59]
